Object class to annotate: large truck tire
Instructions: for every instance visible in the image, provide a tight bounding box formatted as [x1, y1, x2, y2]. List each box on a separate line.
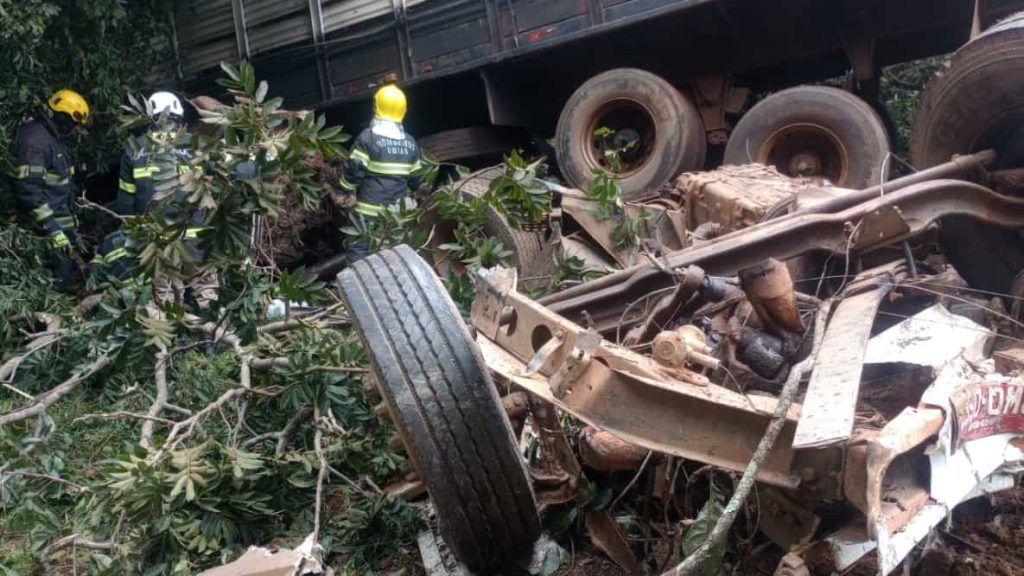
[724, 86, 890, 189]
[336, 245, 541, 571]
[458, 167, 557, 290]
[556, 68, 706, 199]
[911, 11, 1024, 295]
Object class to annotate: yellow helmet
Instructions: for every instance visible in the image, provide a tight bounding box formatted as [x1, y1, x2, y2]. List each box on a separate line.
[48, 89, 90, 124]
[374, 84, 407, 122]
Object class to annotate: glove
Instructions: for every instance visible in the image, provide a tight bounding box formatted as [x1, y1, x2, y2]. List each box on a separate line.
[50, 230, 70, 249]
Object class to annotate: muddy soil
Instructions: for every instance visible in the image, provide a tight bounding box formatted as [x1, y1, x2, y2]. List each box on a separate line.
[915, 486, 1024, 576]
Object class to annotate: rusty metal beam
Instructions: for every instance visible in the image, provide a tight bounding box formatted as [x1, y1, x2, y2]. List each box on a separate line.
[541, 150, 995, 306]
[794, 265, 903, 449]
[544, 176, 1024, 333]
[472, 270, 810, 489]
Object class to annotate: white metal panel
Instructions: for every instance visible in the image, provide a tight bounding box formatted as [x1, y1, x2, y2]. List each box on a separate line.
[322, 0, 427, 34]
[244, 0, 307, 27]
[249, 14, 315, 54]
[175, 0, 234, 45]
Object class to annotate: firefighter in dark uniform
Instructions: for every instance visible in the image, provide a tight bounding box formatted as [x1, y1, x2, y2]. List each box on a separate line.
[98, 91, 216, 306]
[114, 91, 187, 217]
[94, 92, 191, 284]
[338, 84, 423, 262]
[9, 89, 90, 289]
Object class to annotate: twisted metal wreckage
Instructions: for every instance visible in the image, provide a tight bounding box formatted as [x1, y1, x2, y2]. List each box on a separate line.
[335, 145, 1024, 576]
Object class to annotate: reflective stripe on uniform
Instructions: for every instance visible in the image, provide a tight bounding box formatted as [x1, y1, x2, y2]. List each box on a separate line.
[42, 173, 69, 186]
[364, 159, 418, 176]
[10, 165, 47, 179]
[349, 148, 371, 165]
[133, 166, 159, 178]
[184, 227, 205, 239]
[354, 201, 384, 216]
[33, 203, 53, 221]
[119, 179, 137, 193]
[104, 247, 128, 262]
[54, 216, 76, 228]
[122, 276, 146, 289]
[338, 176, 357, 191]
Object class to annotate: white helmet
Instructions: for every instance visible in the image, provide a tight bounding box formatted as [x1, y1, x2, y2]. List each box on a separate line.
[147, 91, 184, 118]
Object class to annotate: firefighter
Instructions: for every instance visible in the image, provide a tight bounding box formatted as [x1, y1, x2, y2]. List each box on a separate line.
[338, 84, 423, 262]
[115, 91, 188, 216]
[9, 89, 89, 289]
[106, 91, 217, 308]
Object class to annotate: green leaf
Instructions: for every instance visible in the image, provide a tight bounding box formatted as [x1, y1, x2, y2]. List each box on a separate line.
[220, 61, 241, 82]
[255, 80, 268, 103]
[681, 482, 727, 576]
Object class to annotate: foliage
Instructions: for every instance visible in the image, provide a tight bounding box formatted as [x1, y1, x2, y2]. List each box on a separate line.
[0, 63, 421, 575]
[681, 481, 727, 576]
[342, 150, 554, 317]
[485, 150, 552, 228]
[0, 223, 73, 346]
[881, 56, 947, 158]
[341, 197, 429, 255]
[586, 129, 647, 253]
[593, 125, 637, 174]
[0, 0, 173, 173]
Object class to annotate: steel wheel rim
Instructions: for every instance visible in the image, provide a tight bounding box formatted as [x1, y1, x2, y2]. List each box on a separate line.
[583, 98, 659, 178]
[758, 123, 849, 185]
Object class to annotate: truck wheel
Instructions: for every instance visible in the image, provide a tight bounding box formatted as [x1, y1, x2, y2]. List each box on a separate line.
[556, 68, 706, 199]
[724, 86, 890, 189]
[421, 126, 527, 163]
[910, 12, 1024, 296]
[336, 245, 541, 571]
[458, 167, 557, 290]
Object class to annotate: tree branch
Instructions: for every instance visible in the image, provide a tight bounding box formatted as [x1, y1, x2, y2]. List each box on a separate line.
[41, 534, 115, 576]
[140, 351, 170, 448]
[312, 406, 329, 546]
[0, 469, 93, 493]
[275, 406, 314, 456]
[0, 352, 113, 427]
[0, 313, 63, 384]
[258, 302, 347, 335]
[74, 411, 176, 426]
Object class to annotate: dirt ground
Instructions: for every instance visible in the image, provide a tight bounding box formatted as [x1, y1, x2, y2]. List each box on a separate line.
[545, 486, 1024, 576]
[914, 486, 1024, 576]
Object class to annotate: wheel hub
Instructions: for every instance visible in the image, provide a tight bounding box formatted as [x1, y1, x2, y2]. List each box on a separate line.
[789, 152, 822, 177]
[584, 99, 658, 176]
[759, 123, 849, 185]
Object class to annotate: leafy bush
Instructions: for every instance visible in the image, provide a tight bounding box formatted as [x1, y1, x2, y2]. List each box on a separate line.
[0, 0, 173, 173]
[0, 63, 424, 575]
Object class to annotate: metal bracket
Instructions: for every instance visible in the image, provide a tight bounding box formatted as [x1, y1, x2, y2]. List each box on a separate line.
[853, 205, 911, 251]
[548, 330, 601, 398]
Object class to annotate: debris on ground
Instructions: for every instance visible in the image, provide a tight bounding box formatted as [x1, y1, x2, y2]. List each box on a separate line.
[198, 534, 330, 576]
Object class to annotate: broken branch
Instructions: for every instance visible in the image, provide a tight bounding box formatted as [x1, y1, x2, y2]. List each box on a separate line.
[0, 352, 114, 427]
[312, 406, 328, 546]
[140, 351, 169, 448]
[40, 534, 115, 576]
[275, 405, 313, 456]
[0, 469, 93, 493]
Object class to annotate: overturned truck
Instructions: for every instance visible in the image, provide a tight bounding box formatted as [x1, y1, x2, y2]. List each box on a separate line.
[335, 13, 1024, 576]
